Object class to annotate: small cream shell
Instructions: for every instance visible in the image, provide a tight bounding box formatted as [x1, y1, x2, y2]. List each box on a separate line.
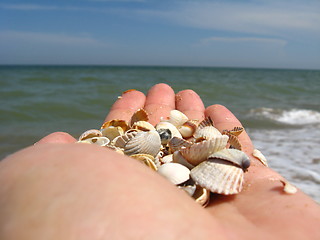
[168, 110, 189, 127]
[131, 121, 155, 131]
[178, 120, 198, 138]
[78, 136, 110, 146]
[156, 121, 182, 139]
[78, 129, 102, 141]
[157, 163, 190, 185]
[101, 126, 124, 141]
[130, 153, 157, 171]
[253, 149, 268, 167]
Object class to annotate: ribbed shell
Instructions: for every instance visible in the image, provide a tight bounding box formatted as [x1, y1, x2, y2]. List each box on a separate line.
[190, 159, 244, 195]
[124, 130, 161, 157]
[168, 137, 193, 153]
[194, 126, 222, 140]
[112, 131, 139, 148]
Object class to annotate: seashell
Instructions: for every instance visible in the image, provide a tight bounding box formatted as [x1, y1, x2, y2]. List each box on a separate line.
[226, 134, 242, 150]
[157, 128, 172, 145]
[168, 137, 193, 153]
[131, 121, 155, 131]
[78, 129, 102, 141]
[168, 110, 189, 127]
[209, 148, 250, 170]
[130, 108, 149, 126]
[78, 136, 110, 146]
[178, 184, 196, 197]
[101, 126, 124, 141]
[193, 185, 210, 207]
[222, 126, 244, 136]
[124, 130, 161, 157]
[112, 131, 139, 148]
[253, 149, 268, 167]
[194, 118, 221, 140]
[101, 119, 129, 132]
[105, 145, 125, 154]
[157, 163, 190, 185]
[178, 120, 198, 138]
[180, 135, 229, 166]
[130, 153, 157, 171]
[156, 121, 182, 139]
[280, 180, 297, 194]
[190, 159, 244, 195]
[172, 151, 195, 169]
[160, 154, 174, 164]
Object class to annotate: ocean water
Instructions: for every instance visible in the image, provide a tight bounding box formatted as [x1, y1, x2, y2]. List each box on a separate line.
[1, 65, 320, 201]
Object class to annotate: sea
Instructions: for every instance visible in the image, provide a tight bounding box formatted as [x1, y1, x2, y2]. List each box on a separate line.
[1, 65, 319, 202]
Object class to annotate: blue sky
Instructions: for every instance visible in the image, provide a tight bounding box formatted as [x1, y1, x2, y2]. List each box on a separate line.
[1, 0, 319, 69]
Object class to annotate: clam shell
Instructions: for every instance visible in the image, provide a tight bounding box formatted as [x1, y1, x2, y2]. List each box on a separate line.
[156, 121, 182, 139]
[78, 129, 102, 141]
[101, 126, 124, 141]
[209, 148, 250, 170]
[180, 135, 229, 166]
[168, 110, 189, 127]
[124, 130, 161, 157]
[190, 159, 244, 195]
[131, 121, 155, 131]
[157, 163, 190, 185]
[130, 153, 157, 171]
[78, 136, 110, 146]
[130, 108, 149, 126]
[178, 120, 198, 138]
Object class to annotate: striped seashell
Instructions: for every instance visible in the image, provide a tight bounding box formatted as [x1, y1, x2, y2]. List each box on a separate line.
[209, 148, 250, 170]
[157, 163, 190, 185]
[112, 131, 139, 148]
[180, 135, 229, 166]
[78, 136, 110, 146]
[226, 134, 242, 150]
[124, 130, 161, 157]
[78, 129, 102, 141]
[168, 137, 193, 153]
[130, 153, 157, 171]
[222, 126, 244, 136]
[131, 121, 155, 131]
[178, 120, 198, 138]
[168, 110, 189, 127]
[190, 159, 244, 195]
[194, 119, 221, 140]
[130, 108, 149, 126]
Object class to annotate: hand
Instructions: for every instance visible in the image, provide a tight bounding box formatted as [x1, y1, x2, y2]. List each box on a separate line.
[0, 84, 319, 240]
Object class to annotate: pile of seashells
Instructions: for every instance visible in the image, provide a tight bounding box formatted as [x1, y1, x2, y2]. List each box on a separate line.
[77, 109, 250, 207]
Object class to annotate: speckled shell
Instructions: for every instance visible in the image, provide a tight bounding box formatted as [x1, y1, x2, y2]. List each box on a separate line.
[209, 148, 250, 170]
[226, 134, 242, 150]
[190, 159, 244, 195]
[168, 110, 189, 127]
[157, 163, 190, 185]
[124, 130, 161, 157]
[78, 129, 102, 141]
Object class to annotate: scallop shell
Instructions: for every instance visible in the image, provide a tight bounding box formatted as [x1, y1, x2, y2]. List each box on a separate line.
[157, 163, 190, 185]
[78, 136, 110, 146]
[112, 131, 139, 148]
[130, 153, 157, 171]
[178, 120, 198, 138]
[190, 159, 244, 195]
[168, 137, 193, 153]
[156, 121, 182, 139]
[78, 129, 102, 141]
[168, 110, 189, 127]
[180, 135, 229, 166]
[131, 121, 155, 131]
[222, 126, 244, 136]
[130, 108, 149, 126]
[209, 148, 250, 170]
[226, 134, 242, 150]
[194, 119, 222, 140]
[124, 130, 161, 157]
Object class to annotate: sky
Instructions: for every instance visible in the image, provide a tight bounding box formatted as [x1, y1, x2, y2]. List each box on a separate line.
[0, 0, 319, 69]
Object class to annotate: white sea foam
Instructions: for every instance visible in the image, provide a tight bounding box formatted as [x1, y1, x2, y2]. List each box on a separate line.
[248, 127, 320, 202]
[250, 108, 320, 125]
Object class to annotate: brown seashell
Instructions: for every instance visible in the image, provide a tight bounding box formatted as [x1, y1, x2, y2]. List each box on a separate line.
[222, 126, 244, 136]
[190, 159, 244, 195]
[130, 153, 157, 171]
[101, 126, 124, 141]
[178, 120, 198, 138]
[78, 129, 102, 141]
[101, 119, 129, 132]
[124, 130, 161, 157]
[226, 134, 242, 150]
[209, 148, 250, 170]
[130, 108, 149, 126]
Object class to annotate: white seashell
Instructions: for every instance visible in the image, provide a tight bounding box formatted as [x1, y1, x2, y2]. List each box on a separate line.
[280, 180, 297, 194]
[131, 121, 155, 131]
[168, 110, 189, 127]
[194, 126, 222, 140]
[178, 120, 198, 138]
[190, 159, 244, 195]
[253, 149, 268, 167]
[172, 151, 195, 169]
[157, 163, 190, 185]
[193, 185, 210, 207]
[101, 126, 124, 141]
[156, 121, 182, 139]
[209, 148, 250, 170]
[161, 154, 174, 164]
[179, 135, 229, 166]
[78, 129, 102, 141]
[168, 137, 193, 153]
[78, 136, 110, 146]
[124, 130, 161, 157]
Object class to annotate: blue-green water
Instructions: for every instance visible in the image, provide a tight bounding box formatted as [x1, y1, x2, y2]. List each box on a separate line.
[1, 65, 320, 201]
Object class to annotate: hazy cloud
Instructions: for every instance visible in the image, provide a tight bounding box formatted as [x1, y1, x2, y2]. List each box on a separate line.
[200, 37, 287, 46]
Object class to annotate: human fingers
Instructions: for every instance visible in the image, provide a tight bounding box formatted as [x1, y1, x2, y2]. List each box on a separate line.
[35, 132, 76, 144]
[104, 89, 146, 123]
[175, 89, 205, 121]
[143, 83, 176, 125]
